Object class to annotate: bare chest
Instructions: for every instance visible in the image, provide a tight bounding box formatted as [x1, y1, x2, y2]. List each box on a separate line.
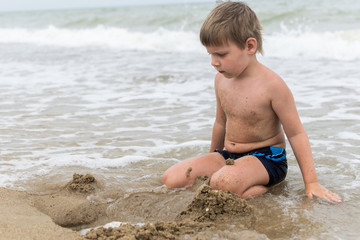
[218, 82, 270, 124]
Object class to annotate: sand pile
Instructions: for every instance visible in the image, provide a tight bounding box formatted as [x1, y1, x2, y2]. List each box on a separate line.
[84, 221, 213, 240]
[176, 184, 252, 222]
[84, 182, 253, 239]
[32, 173, 105, 227]
[66, 173, 97, 193]
[1, 173, 255, 239]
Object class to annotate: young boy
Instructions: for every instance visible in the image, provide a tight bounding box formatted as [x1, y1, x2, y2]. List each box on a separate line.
[162, 1, 342, 203]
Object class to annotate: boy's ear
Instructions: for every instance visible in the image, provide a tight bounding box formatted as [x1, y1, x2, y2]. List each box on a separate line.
[246, 38, 257, 55]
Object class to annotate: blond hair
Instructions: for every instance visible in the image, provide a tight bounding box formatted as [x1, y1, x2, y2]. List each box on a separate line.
[200, 1, 263, 54]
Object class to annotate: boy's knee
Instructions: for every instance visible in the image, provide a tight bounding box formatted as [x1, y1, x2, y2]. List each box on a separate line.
[210, 172, 232, 191]
[161, 171, 173, 187]
[161, 170, 188, 188]
[209, 172, 245, 196]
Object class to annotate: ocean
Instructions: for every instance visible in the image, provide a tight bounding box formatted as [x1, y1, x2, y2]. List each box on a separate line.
[0, 0, 359, 239]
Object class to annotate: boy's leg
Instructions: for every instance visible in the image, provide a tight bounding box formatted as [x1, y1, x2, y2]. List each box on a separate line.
[161, 152, 226, 188]
[210, 155, 269, 198]
[241, 185, 268, 199]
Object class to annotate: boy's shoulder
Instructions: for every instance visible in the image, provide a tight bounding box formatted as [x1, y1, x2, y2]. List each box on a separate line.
[258, 63, 282, 80]
[255, 63, 286, 88]
[259, 65, 292, 99]
[215, 63, 284, 86]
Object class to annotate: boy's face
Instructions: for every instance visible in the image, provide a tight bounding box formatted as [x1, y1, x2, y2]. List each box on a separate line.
[206, 41, 250, 79]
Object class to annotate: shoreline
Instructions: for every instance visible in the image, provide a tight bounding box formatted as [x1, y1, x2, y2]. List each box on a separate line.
[0, 174, 257, 240]
[1, 172, 342, 239]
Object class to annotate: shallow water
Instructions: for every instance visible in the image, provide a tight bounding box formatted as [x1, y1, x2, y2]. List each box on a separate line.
[1, 1, 360, 239]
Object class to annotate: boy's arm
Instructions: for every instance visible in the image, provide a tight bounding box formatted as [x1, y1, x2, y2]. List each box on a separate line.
[210, 74, 226, 152]
[271, 78, 342, 203]
[210, 117, 226, 152]
[286, 129, 342, 203]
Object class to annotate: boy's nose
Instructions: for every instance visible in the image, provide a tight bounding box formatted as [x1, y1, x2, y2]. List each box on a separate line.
[211, 56, 220, 67]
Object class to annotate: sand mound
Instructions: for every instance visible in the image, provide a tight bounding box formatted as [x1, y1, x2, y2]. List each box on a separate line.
[84, 183, 253, 239]
[33, 194, 98, 227]
[66, 173, 97, 193]
[84, 221, 213, 240]
[32, 173, 103, 227]
[176, 184, 252, 222]
[6, 173, 256, 239]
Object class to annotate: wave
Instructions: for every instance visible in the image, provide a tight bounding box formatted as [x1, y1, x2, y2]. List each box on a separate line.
[1, 25, 360, 60]
[264, 24, 360, 61]
[0, 25, 202, 52]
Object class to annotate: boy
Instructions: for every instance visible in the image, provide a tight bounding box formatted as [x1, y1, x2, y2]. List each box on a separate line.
[162, 1, 341, 203]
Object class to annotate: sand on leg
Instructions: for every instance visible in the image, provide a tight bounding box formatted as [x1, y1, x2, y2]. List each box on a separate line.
[162, 152, 226, 188]
[210, 155, 269, 198]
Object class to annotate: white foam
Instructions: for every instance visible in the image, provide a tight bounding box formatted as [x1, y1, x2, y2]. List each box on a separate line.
[0, 25, 202, 52]
[337, 132, 360, 140]
[264, 27, 360, 60]
[0, 154, 152, 187]
[1, 25, 360, 60]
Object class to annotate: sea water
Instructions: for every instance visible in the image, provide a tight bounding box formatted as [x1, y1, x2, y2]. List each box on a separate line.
[0, 0, 359, 239]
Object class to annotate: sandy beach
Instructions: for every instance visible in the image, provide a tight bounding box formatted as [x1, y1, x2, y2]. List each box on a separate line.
[0, 187, 81, 240]
[0, 173, 262, 240]
[0, 174, 99, 239]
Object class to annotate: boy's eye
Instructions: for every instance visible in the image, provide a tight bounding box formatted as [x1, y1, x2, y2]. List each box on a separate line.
[217, 53, 227, 57]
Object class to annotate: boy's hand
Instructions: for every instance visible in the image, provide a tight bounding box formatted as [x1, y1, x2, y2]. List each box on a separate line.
[305, 182, 342, 203]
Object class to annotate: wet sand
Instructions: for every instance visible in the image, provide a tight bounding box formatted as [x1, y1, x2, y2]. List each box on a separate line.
[0, 187, 81, 240]
[0, 173, 264, 240]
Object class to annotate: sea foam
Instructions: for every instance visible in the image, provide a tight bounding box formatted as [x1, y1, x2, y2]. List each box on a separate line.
[1, 25, 360, 60]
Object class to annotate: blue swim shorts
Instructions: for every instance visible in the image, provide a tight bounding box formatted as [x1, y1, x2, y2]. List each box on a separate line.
[214, 146, 288, 187]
